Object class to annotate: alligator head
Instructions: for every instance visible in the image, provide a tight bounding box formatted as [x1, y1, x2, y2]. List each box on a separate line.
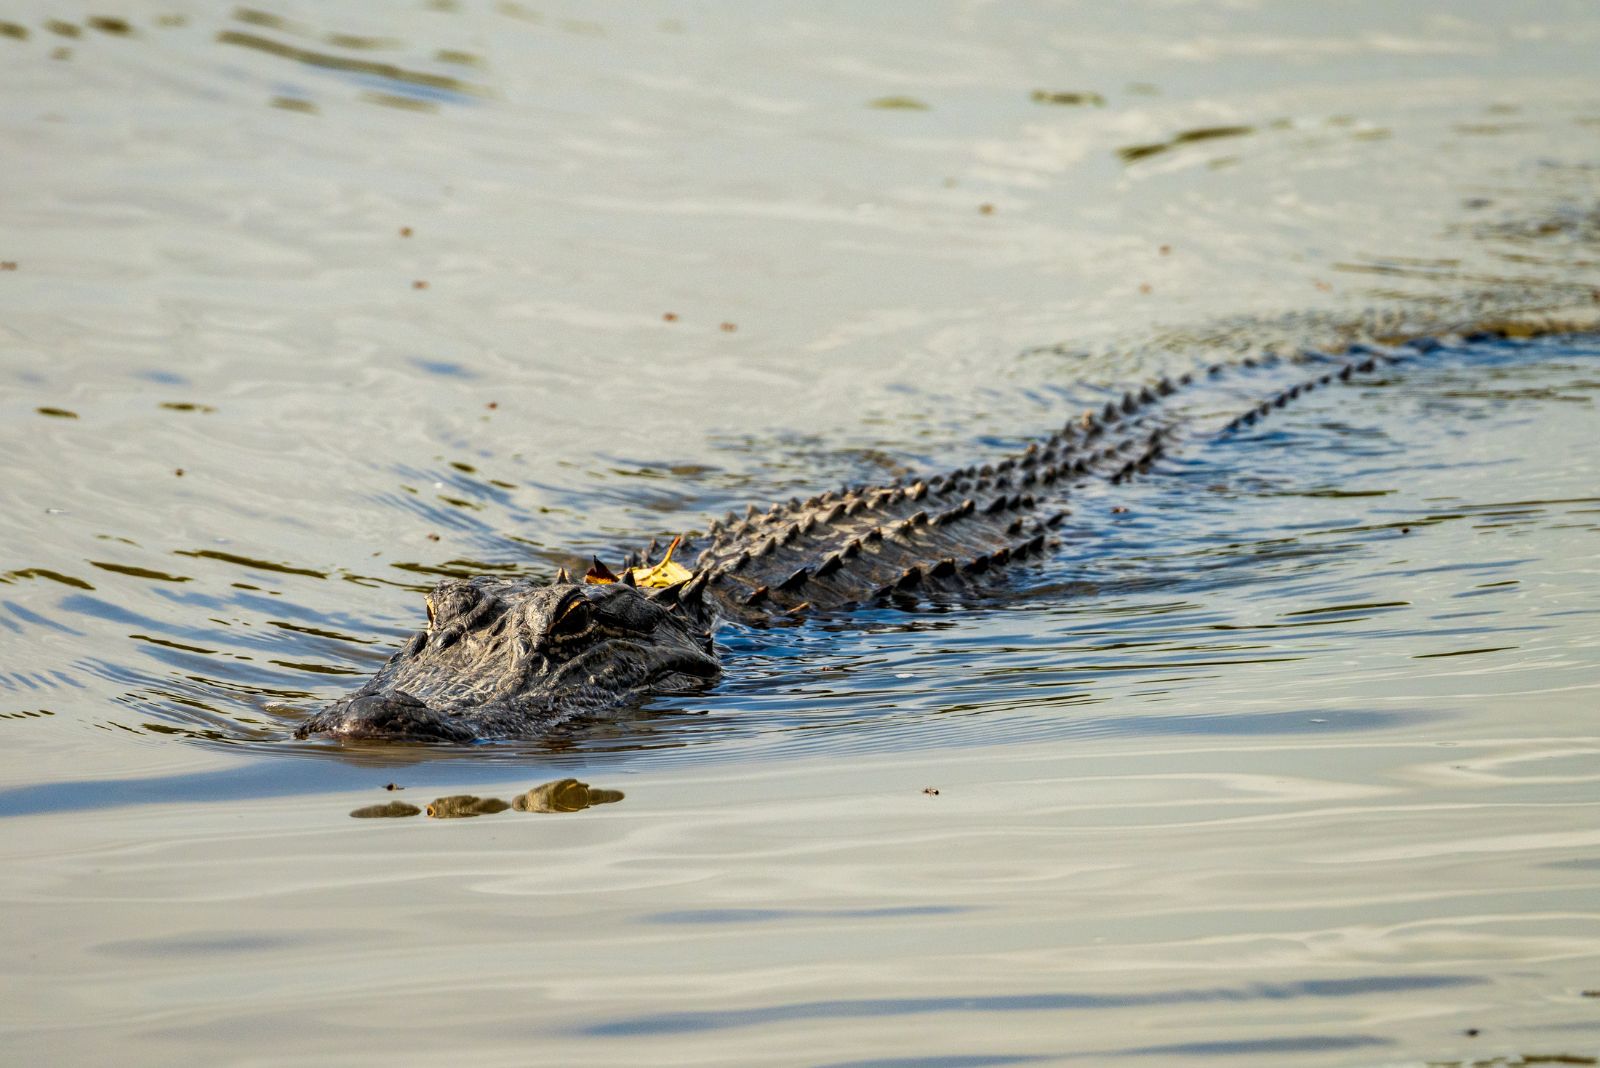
[295, 575, 721, 742]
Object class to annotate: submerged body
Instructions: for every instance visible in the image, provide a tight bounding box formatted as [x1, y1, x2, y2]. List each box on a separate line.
[296, 337, 1448, 742]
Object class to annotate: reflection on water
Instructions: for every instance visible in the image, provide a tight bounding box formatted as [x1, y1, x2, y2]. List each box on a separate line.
[584, 973, 1481, 1036]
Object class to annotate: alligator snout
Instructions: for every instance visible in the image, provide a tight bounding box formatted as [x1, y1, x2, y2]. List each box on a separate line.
[295, 690, 478, 743]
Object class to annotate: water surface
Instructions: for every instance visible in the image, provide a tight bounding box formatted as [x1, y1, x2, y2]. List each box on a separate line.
[2, 2, 1598, 1064]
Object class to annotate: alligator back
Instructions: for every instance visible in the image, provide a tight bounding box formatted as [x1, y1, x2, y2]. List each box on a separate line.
[655, 348, 1395, 621]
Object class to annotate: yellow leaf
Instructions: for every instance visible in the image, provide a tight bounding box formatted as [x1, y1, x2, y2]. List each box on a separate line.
[628, 535, 693, 589]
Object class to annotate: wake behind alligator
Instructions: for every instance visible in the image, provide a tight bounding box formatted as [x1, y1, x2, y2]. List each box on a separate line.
[294, 330, 1508, 743]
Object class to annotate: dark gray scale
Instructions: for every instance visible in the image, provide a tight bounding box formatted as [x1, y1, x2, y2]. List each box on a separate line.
[686, 360, 1258, 615]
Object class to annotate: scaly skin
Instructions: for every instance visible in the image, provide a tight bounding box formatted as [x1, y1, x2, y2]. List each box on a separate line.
[294, 340, 1425, 742]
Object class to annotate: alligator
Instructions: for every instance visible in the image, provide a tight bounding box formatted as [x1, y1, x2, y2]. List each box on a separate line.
[292, 332, 1495, 742]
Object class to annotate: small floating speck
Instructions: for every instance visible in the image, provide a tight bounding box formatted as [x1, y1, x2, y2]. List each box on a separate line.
[434, 48, 483, 67]
[412, 279, 429, 289]
[270, 96, 318, 114]
[37, 407, 78, 419]
[868, 96, 929, 110]
[87, 16, 133, 35]
[363, 90, 438, 113]
[1030, 89, 1105, 107]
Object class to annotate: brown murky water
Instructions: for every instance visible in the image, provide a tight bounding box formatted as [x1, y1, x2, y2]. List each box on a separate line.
[2, 2, 1598, 1064]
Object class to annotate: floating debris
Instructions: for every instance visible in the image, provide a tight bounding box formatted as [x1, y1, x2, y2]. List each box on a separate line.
[512, 778, 624, 813]
[425, 794, 510, 819]
[350, 801, 422, 819]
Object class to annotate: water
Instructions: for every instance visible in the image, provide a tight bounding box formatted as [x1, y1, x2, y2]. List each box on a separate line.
[2, 2, 1599, 1064]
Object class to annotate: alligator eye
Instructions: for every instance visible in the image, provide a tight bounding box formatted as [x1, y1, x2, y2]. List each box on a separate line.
[425, 596, 435, 626]
[548, 598, 592, 639]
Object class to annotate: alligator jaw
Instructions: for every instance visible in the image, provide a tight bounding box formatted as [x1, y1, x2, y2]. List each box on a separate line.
[295, 690, 480, 744]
